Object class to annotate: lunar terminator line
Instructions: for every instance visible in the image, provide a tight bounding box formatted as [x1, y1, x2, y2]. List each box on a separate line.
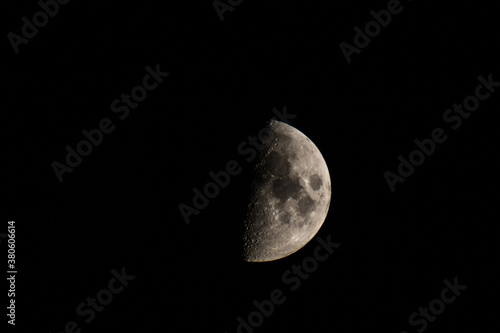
[243, 120, 332, 262]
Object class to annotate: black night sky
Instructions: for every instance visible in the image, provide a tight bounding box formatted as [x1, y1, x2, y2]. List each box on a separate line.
[3, 0, 499, 332]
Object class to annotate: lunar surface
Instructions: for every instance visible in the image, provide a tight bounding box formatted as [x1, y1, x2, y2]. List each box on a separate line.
[243, 120, 331, 262]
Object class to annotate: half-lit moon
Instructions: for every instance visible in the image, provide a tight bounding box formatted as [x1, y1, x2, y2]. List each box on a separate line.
[243, 120, 331, 262]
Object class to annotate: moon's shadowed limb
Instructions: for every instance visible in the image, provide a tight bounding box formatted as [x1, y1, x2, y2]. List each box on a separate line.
[243, 120, 331, 262]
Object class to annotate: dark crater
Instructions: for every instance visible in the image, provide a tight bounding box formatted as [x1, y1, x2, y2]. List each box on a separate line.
[280, 211, 291, 224]
[298, 195, 316, 216]
[272, 176, 302, 202]
[265, 151, 291, 176]
[309, 174, 323, 191]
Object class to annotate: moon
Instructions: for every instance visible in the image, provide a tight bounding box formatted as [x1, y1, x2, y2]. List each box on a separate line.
[242, 119, 331, 262]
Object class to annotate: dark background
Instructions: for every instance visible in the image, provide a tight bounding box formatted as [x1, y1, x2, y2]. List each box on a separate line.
[3, 0, 498, 332]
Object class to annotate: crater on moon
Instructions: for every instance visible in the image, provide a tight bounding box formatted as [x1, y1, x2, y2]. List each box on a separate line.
[280, 211, 292, 224]
[272, 176, 303, 202]
[265, 151, 291, 176]
[298, 195, 316, 217]
[309, 174, 323, 191]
